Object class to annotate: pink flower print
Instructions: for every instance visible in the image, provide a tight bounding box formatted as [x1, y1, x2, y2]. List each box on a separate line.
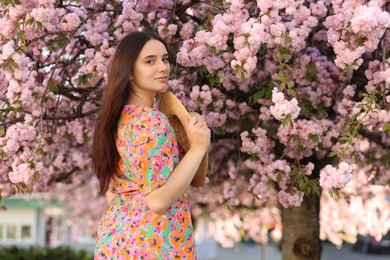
[132, 157, 140, 167]
[156, 174, 166, 183]
[149, 174, 157, 182]
[176, 212, 184, 223]
[108, 228, 117, 236]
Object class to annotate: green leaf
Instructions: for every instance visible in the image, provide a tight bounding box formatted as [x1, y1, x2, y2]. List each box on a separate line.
[328, 151, 337, 157]
[309, 134, 319, 143]
[37, 21, 43, 31]
[288, 88, 296, 97]
[339, 136, 349, 142]
[83, 134, 89, 145]
[300, 98, 314, 117]
[298, 177, 308, 190]
[290, 166, 299, 176]
[248, 91, 263, 107]
[278, 71, 285, 81]
[9, 59, 19, 70]
[258, 43, 267, 56]
[285, 64, 292, 71]
[48, 80, 59, 94]
[251, 153, 260, 161]
[342, 64, 352, 73]
[280, 81, 286, 90]
[383, 123, 390, 136]
[312, 183, 320, 196]
[26, 159, 35, 168]
[34, 171, 39, 182]
[0, 150, 7, 160]
[379, 153, 390, 168]
[77, 74, 91, 85]
[330, 188, 339, 198]
[26, 17, 34, 25]
[208, 73, 220, 87]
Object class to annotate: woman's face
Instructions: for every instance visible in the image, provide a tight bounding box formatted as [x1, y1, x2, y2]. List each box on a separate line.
[131, 39, 171, 94]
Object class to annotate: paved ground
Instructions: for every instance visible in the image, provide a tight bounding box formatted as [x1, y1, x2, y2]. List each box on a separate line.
[198, 241, 390, 260]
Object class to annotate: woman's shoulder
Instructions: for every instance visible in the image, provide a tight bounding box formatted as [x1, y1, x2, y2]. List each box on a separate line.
[120, 104, 171, 130]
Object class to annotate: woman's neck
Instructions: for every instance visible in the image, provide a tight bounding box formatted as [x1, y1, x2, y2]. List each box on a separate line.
[128, 90, 155, 107]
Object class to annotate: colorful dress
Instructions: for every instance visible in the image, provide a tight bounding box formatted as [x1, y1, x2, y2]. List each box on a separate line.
[94, 104, 196, 259]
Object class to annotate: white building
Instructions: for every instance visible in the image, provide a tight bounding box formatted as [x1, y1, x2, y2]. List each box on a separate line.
[0, 193, 94, 249]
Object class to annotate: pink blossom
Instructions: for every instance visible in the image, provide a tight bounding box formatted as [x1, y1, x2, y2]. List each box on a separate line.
[269, 23, 286, 37]
[8, 163, 34, 184]
[350, 6, 386, 34]
[310, 1, 327, 17]
[180, 22, 195, 40]
[0, 40, 15, 62]
[278, 189, 304, 208]
[305, 162, 315, 176]
[270, 88, 301, 121]
[320, 162, 353, 191]
[61, 13, 81, 30]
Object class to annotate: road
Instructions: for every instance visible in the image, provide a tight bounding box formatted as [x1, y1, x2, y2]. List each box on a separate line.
[197, 241, 390, 260]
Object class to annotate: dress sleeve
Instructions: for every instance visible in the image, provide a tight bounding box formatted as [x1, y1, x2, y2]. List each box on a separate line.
[121, 109, 176, 195]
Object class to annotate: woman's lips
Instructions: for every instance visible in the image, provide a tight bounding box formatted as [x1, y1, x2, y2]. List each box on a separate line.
[155, 76, 168, 81]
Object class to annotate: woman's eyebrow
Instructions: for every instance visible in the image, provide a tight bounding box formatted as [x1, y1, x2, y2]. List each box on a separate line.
[142, 53, 169, 60]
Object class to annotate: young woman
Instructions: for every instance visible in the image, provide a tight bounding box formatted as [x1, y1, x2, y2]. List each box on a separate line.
[92, 31, 210, 259]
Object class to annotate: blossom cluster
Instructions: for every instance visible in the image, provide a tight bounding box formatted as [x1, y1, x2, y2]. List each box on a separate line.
[270, 87, 301, 121]
[324, 1, 390, 70]
[320, 169, 390, 247]
[319, 161, 353, 191]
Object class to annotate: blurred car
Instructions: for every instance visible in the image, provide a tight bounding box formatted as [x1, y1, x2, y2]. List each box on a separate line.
[352, 233, 390, 254]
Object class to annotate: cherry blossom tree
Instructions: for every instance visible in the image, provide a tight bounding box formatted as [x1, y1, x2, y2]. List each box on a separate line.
[1, 0, 389, 259]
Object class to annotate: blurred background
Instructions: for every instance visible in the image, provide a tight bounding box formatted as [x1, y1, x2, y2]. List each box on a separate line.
[1, 193, 389, 259]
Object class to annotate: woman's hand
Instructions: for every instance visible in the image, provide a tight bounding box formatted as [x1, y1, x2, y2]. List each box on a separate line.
[184, 116, 211, 154]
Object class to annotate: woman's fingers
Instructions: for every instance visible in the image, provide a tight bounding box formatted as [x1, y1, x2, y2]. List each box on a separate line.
[186, 116, 196, 124]
[184, 115, 211, 152]
[186, 116, 200, 127]
[186, 116, 210, 134]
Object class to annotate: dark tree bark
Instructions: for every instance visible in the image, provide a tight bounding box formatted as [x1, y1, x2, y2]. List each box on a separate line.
[281, 196, 322, 260]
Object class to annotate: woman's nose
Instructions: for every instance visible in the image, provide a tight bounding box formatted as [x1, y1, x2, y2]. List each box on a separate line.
[158, 59, 168, 71]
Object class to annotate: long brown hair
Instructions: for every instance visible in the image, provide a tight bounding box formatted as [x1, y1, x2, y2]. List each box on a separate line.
[92, 31, 170, 194]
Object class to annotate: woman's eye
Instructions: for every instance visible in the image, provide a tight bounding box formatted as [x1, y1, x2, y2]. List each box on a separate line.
[163, 58, 169, 63]
[146, 60, 154, 64]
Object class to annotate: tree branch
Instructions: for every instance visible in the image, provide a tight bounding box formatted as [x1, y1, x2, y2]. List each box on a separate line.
[49, 167, 80, 185]
[359, 128, 388, 150]
[42, 108, 99, 121]
[0, 117, 24, 127]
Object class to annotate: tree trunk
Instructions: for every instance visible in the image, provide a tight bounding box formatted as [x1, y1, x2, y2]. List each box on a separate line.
[281, 196, 322, 260]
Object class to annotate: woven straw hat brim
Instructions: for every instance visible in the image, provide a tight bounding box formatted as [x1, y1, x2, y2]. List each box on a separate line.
[158, 91, 208, 187]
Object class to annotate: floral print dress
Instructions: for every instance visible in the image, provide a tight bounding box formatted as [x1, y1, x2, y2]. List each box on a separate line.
[94, 104, 196, 259]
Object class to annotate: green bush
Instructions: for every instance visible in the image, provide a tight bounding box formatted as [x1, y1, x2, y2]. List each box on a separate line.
[0, 246, 93, 260]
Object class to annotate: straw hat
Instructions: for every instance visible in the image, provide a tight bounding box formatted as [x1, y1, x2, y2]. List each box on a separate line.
[158, 91, 209, 187]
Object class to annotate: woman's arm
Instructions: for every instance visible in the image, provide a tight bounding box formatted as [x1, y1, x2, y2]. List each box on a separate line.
[145, 116, 210, 215]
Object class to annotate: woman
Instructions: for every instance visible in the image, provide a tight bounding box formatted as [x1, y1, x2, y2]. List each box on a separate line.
[92, 31, 210, 259]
